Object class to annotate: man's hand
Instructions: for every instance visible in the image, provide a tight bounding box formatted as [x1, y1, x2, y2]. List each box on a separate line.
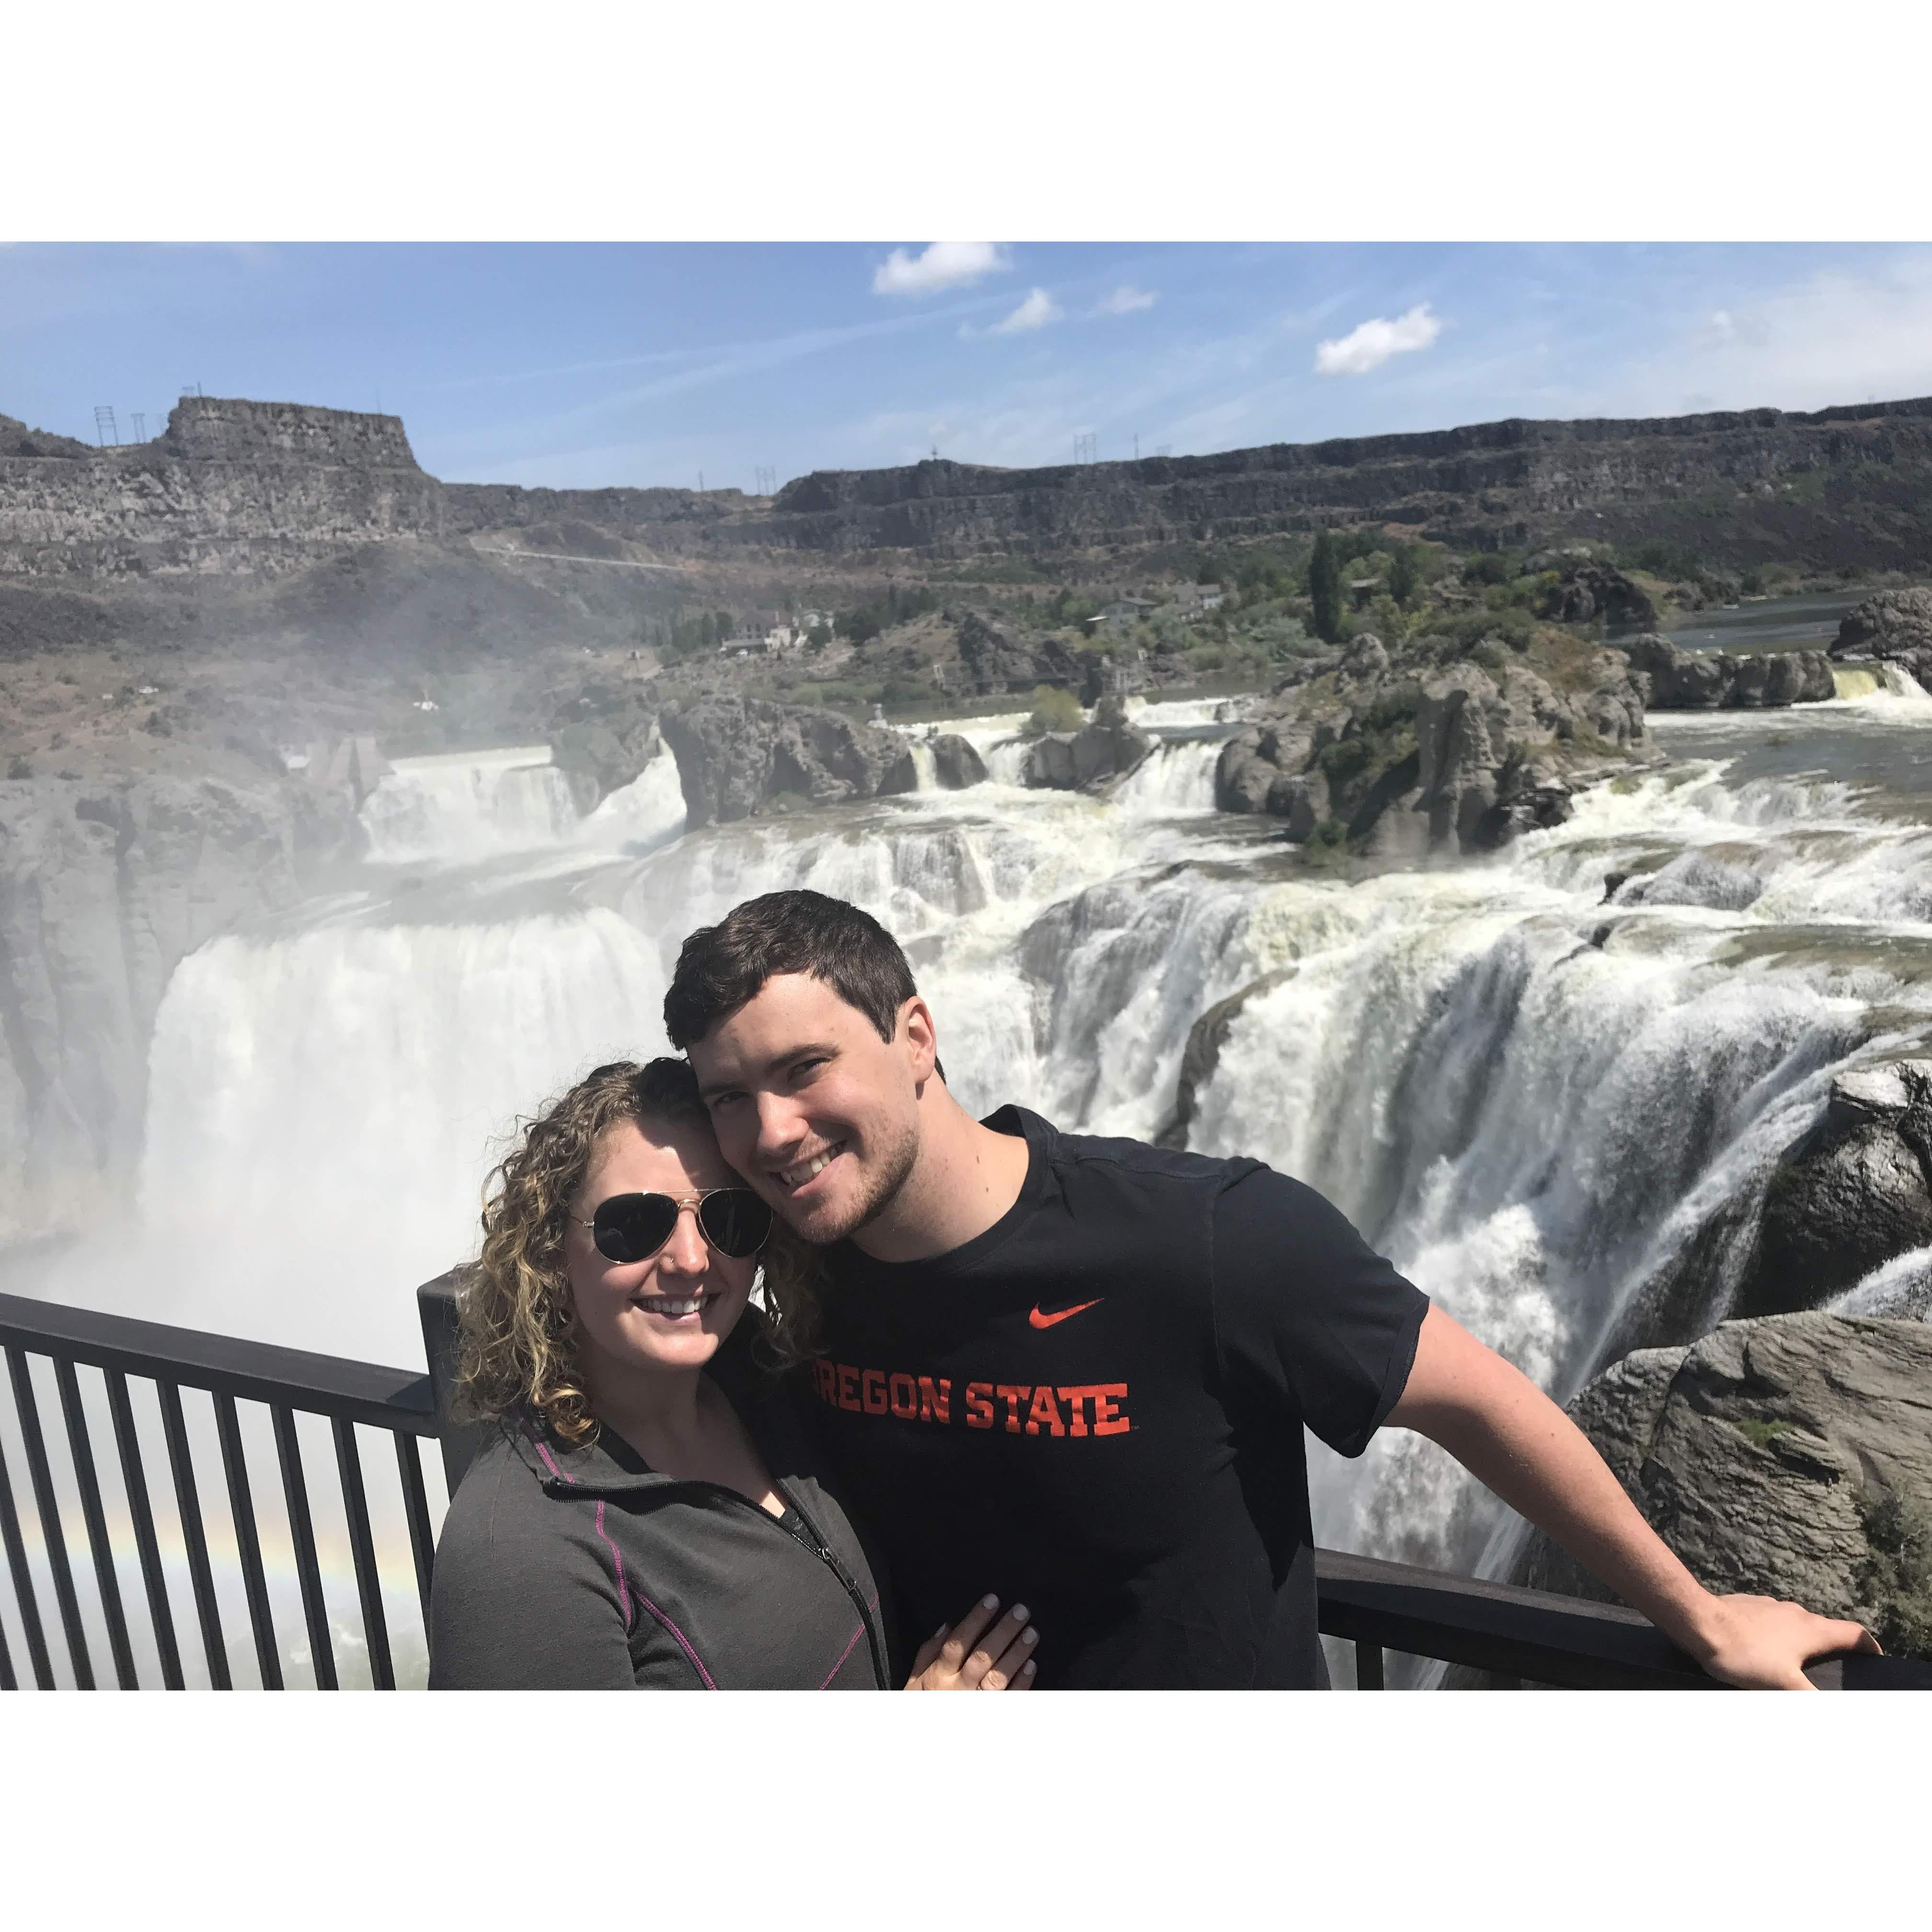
[1690, 1593, 1879, 1690]
[1389, 1305, 1878, 1689]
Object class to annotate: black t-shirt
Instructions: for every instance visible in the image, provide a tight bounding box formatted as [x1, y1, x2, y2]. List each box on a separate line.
[804, 1105, 1429, 1688]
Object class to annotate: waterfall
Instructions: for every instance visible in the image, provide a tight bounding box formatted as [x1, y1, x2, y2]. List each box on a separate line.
[909, 740, 940, 792]
[18, 688, 1932, 1687]
[359, 746, 580, 863]
[1110, 738, 1223, 815]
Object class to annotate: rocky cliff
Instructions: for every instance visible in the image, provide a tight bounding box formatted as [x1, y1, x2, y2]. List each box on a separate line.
[0, 773, 359, 1239]
[1214, 626, 1653, 855]
[657, 696, 921, 826]
[1517, 1314, 1932, 1658]
[757, 397, 1932, 569]
[11, 392, 1932, 586]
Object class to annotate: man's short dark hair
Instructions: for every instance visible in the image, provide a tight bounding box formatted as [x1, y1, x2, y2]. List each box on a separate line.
[664, 890, 920, 1050]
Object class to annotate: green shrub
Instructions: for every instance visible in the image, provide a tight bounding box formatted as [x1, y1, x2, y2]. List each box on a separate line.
[1023, 685, 1085, 736]
[1858, 1492, 1932, 1661]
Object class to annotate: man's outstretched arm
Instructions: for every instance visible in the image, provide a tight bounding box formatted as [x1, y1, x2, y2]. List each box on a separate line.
[1385, 1304, 1878, 1688]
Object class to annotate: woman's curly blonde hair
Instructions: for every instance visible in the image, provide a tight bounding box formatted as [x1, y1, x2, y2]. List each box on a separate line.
[455, 1057, 823, 1444]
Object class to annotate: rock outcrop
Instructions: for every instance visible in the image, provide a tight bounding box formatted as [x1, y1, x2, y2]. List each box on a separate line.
[658, 696, 918, 826]
[1022, 696, 1153, 791]
[953, 610, 1084, 697]
[1215, 628, 1651, 854]
[1622, 632, 1835, 708]
[1737, 1060, 1932, 1319]
[928, 733, 988, 789]
[1831, 587, 1932, 683]
[1517, 1314, 1932, 1658]
[1537, 560, 1656, 629]
[0, 773, 360, 1238]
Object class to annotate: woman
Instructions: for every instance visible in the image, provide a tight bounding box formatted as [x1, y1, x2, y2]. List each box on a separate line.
[429, 1056, 1038, 1689]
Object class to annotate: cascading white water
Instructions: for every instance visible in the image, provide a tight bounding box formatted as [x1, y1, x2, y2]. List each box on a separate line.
[908, 741, 940, 791]
[19, 683, 1932, 1686]
[359, 746, 580, 863]
[1110, 737, 1223, 815]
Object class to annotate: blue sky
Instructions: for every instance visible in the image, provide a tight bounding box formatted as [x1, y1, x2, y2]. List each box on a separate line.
[6, 242, 1932, 494]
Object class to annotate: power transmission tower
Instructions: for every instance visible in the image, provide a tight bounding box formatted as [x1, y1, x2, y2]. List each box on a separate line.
[93, 406, 120, 447]
[754, 465, 776, 495]
[1073, 432, 1097, 465]
[130, 412, 147, 441]
[1134, 433, 1139, 460]
[1155, 444, 1173, 459]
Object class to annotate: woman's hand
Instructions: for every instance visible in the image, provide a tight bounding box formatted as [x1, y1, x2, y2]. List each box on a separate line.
[904, 1594, 1039, 1690]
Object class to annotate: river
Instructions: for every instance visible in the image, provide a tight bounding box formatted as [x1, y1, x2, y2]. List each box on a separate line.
[7, 682, 1932, 1686]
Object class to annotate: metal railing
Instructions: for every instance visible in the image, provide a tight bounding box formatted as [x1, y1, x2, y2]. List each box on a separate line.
[0, 1289, 443, 1690]
[1, 1279, 1926, 1690]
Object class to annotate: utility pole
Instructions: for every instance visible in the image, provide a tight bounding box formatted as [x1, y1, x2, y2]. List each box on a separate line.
[699, 470, 705, 492]
[1134, 433, 1139, 460]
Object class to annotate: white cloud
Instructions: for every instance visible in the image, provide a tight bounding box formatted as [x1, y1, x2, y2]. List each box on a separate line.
[1095, 285, 1158, 315]
[1313, 302, 1443, 377]
[989, 288, 1063, 335]
[1612, 255, 1932, 416]
[872, 242, 1011, 297]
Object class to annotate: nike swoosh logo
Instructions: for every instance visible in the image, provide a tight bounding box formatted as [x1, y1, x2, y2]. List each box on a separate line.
[1029, 1299, 1102, 1329]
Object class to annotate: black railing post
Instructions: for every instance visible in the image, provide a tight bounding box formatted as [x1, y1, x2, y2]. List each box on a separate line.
[417, 1272, 487, 1494]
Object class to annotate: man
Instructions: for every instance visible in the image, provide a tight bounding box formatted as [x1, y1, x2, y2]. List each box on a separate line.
[667, 888, 1875, 1689]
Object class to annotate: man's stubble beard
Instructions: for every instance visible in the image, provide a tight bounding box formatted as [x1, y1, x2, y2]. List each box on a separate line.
[788, 1111, 921, 1247]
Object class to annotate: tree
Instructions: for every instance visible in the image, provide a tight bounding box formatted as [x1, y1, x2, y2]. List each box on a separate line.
[1308, 530, 1343, 644]
[1387, 542, 1419, 605]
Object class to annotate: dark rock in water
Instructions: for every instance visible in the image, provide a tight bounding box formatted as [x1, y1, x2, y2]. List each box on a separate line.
[1622, 632, 1835, 708]
[1214, 627, 1650, 853]
[928, 733, 988, 789]
[1738, 1059, 1932, 1318]
[659, 695, 916, 826]
[1023, 695, 1152, 791]
[1516, 1314, 1932, 1657]
[1831, 586, 1932, 682]
[1157, 968, 1298, 1149]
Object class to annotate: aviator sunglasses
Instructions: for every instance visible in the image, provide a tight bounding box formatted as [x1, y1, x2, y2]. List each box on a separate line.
[575, 1187, 773, 1264]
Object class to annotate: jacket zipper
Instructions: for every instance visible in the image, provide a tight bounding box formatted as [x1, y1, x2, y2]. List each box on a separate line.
[769, 1480, 891, 1689]
[670, 1478, 890, 1688]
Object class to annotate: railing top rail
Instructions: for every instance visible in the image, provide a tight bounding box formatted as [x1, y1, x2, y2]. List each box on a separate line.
[1314, 1547, 1932, 1689]
[0, 1291, 435, 1436]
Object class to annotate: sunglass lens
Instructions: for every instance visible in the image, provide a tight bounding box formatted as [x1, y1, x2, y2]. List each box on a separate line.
[591, 1194, 680, 1263]
[698, 1189, 772, 1257]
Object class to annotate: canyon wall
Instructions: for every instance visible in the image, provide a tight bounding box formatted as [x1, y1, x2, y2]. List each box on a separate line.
[8, 392, 1932, 585]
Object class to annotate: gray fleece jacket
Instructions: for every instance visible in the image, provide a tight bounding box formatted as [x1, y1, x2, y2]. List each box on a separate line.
[429, 1322, 891, 1689]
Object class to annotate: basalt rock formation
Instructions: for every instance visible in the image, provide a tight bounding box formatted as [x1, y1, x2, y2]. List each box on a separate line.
[0, 772, 361, 1238]
[1831, 587, 1932, 684]
[928, 733, 989, 789]
[1215, 628, 1652, 854]
[1737, 1060, 1932, 1319]
[1621, 631, 1836, 708]
[13, 394, 1932, 587]
[657, 695, 918, 827]
[1516, 1314, 1932, 1658]
[1022, 695, 1154, 791]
